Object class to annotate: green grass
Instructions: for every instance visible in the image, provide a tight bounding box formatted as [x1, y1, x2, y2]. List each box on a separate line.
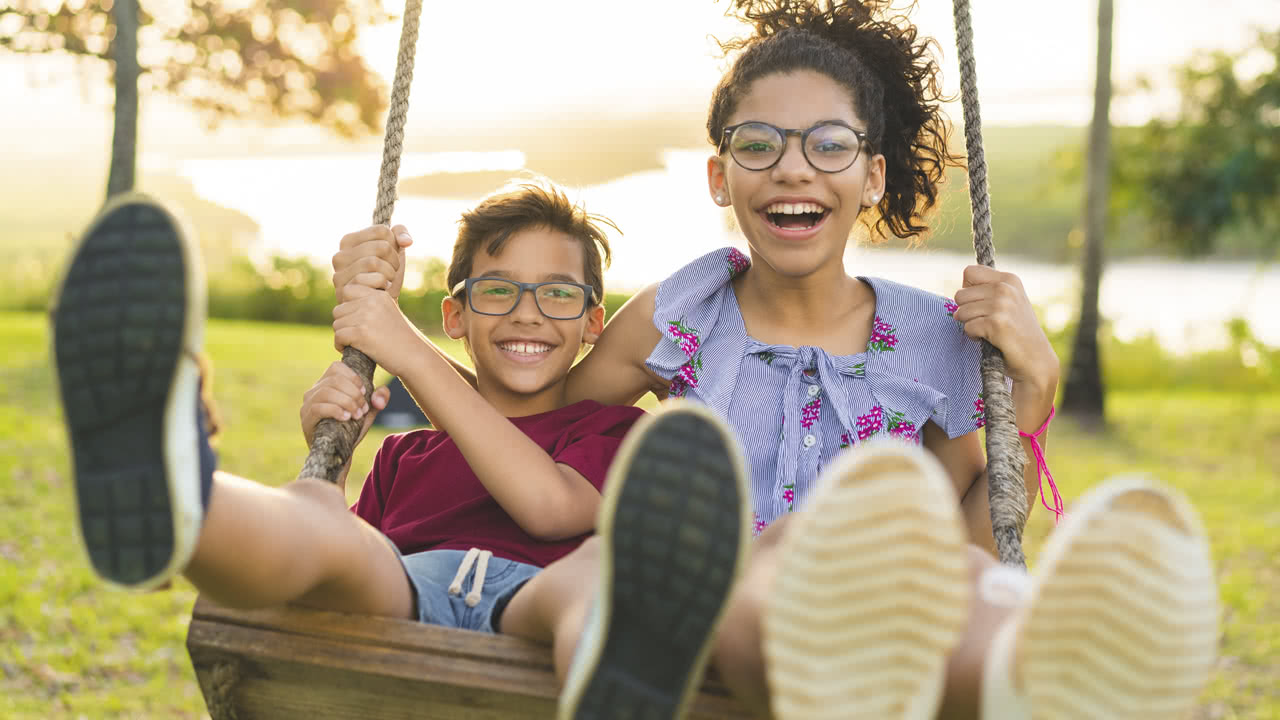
[1, 311, 1277, 718]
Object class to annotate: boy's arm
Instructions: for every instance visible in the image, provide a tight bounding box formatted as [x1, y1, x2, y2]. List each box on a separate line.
[332, 286, 603, 540]
[332, 224, 480, 389]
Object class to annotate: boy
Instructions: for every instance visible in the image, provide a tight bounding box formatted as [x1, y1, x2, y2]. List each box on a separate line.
[52, 187, 751, 720]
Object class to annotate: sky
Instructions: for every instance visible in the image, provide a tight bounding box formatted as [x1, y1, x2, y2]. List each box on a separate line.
[3, 0, 1278, 151]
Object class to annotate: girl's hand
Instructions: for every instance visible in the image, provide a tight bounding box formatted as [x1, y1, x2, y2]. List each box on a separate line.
[952, 265, 1060, 430]
[300, 361, 391, 449]
[332, 283, 422, 378]
[332, 224, 414, 302]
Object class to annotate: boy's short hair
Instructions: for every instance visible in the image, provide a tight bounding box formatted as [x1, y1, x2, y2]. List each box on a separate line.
[447, 182, 617, 306]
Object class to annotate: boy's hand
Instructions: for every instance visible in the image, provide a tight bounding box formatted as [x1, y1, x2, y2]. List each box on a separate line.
[332, 284, 422, 379]
[300, 361, 391, 449]
[332, 224, 413, 302]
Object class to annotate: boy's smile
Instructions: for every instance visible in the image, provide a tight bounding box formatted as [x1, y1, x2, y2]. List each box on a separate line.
[444, 227, 603, 417]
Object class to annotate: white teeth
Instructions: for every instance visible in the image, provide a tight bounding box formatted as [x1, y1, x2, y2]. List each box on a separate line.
[765, 201, 826, 215]
[499, 341, 552, 355]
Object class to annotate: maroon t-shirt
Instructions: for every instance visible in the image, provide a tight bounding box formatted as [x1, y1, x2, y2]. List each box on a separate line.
[351, 400, 646, 568]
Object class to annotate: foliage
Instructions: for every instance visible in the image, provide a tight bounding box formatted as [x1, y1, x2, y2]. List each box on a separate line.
[0, 0, 391, 136]
[1056, 31, 1280, 256]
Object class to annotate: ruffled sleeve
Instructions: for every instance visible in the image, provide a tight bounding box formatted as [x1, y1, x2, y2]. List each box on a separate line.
[645, 247, 752, 417]
[860, 276, 984, 439]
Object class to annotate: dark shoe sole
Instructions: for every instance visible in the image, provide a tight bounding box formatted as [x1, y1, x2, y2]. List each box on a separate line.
[559, 402, 751, 720]
[51, 193, 206, 589]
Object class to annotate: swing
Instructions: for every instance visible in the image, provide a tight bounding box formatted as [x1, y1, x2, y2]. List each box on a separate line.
[185, 1, 1029, 716]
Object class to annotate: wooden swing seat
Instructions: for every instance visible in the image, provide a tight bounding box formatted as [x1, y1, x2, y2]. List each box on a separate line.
[187, 596, 752, 719]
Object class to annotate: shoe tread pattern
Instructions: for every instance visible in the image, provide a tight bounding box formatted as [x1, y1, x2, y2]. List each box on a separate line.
[53, 203, 185, 586]
[572, 413, 744, 720]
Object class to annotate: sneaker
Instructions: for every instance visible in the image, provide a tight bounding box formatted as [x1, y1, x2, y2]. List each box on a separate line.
[50, 193, 212, 590]
[558, 401, 752, 720]
[764, 440, 972, 720]
[981, 477, 1219, 719]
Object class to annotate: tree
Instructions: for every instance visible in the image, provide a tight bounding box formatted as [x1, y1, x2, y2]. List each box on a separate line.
[107, 0, 138, 198]
[1061, 0, 1113, 426]
[1116, 30, 1280, 256]
[1, 0, 391, 199]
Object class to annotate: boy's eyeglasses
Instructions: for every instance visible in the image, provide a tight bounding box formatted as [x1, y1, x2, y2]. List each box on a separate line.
[450, 277, 597, 320]
[719, 121, 870, 174]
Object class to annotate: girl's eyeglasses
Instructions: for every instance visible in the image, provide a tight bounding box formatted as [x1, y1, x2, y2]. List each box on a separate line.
[719, 121, 870, 174]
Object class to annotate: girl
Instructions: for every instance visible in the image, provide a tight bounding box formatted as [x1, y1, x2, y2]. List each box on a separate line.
[337, 2, 1219, 717]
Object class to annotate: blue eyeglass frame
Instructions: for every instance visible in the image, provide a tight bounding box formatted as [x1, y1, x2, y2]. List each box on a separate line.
[449, 276, 599, 320]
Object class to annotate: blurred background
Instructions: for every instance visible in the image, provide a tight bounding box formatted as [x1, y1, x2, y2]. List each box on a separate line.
[1, 0, 1277, 717]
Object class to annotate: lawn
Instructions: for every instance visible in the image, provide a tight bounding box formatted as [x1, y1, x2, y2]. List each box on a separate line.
[1, 310, 1276, 718]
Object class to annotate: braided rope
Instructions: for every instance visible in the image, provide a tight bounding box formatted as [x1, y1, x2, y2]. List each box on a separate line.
[206, 660, 242, 720]
[298, 0, 424, 484]
[952, 0, 1029, 569]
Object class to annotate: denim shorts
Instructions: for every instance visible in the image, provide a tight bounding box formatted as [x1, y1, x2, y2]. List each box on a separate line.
[394, 547, 541, 633]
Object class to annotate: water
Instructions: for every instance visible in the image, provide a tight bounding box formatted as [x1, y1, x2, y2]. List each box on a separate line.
[168, 150, 1280, 353]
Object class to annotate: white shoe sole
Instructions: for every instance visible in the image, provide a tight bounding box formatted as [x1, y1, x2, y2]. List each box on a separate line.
[765, 441, 971, 720]
[558, 401, 752, 720]
[1007, 477, 1219, 719]
[50, 192, 207, 590]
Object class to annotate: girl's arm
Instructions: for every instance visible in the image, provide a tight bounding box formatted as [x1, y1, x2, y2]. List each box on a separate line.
[332, 285, 604, 541]
[925, 407, 1053, 555]
[938, 264, 1061, 553]
[564, 283, 668, 406]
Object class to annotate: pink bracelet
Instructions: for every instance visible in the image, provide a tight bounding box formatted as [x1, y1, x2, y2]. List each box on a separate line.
[1020, 405, 1064, 524]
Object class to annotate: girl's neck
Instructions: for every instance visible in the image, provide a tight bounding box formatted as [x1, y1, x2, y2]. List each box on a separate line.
[733, 257, 875, 352]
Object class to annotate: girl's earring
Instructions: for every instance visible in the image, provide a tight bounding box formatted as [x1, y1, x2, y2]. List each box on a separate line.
[716, 194, 727, 206]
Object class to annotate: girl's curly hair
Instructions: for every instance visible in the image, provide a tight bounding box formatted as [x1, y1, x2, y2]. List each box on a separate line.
[709, 0, 960, 242]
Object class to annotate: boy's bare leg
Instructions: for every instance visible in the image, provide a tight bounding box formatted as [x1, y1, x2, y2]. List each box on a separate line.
[503, 404, 752, 720]
[184, 472, 414, 620]
[498, 537, 600, 679]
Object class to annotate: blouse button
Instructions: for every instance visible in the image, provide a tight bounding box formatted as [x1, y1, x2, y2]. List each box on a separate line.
[802, 433, 816, 448]
[806, 384, 820, 397]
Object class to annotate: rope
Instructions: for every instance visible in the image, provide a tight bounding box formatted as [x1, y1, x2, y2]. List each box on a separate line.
[951, 0, 1029, 569]
[298, 0, 424, 484]
[206, 660, 242, 720]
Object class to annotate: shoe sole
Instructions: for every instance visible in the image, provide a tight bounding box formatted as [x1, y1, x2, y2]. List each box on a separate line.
[50, 192, 206, 590]
[1016, 477, 1219, 719]
[559, 402, 752, 720]
[764, 441, 971, 720]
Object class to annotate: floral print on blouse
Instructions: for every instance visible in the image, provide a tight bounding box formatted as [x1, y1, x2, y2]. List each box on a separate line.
[647, 248, 984, 531]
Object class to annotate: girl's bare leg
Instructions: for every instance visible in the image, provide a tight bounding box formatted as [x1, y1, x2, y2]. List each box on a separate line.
[183, 471, 414, 620]
[710, 520, 1011, 720]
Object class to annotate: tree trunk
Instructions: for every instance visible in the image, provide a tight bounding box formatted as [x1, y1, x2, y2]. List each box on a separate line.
[1061, 0, 1113, 427]
[105, 0, 139, 200]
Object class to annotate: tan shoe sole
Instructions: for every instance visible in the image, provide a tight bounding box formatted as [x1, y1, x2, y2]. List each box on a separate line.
[764, 441, 971, 720]
[1012, 477, 1219, 719]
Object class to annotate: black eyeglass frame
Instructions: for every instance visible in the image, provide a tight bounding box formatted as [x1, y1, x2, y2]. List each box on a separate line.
[450, 276, 599, 320]
[718, 120, 871, 174]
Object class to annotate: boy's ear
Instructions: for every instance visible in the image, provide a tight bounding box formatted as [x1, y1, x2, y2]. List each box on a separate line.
[441, 295, 466, 339]
[581, 304, 606, 346]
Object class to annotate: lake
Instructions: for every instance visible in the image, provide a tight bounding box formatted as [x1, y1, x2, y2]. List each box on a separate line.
[168, 150, 1280, 354]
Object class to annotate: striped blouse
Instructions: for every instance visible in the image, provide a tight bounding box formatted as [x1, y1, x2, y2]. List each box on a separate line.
[645, 247, 984, 535]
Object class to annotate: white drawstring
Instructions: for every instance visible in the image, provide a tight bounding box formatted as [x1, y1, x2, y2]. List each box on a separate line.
[447, 547, 493, 608]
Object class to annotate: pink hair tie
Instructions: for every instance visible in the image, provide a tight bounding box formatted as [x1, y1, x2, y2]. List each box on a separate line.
[1020, 405, 1064, 524]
